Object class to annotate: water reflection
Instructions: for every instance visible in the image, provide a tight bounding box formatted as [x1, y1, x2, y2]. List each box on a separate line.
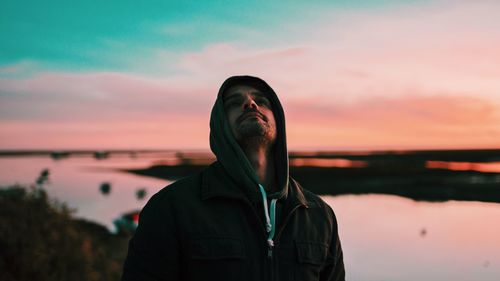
[426, 160, 500, 173]
[289, 158, 368, 168]
[325, 194, 500, 281]
[0, 155, 169, 230]
[1, 155, 499, 280]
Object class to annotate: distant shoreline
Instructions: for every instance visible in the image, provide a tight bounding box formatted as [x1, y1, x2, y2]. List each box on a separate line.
[2, 147, 500, 161]
[122, 149, 500, 204]
[3, 148, 499, 203]
[0, 149, 179, 157]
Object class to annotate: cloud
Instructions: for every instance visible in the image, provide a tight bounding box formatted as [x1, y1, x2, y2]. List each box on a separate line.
[0, 71, 214, 122]
[169, 0, 500, 102]
[0, 60, 39, 76]
[286, 94, 500, 150]
[288, 94, 499, 125]
[0, 118, 209, 150]
[0, 71, 215, 149]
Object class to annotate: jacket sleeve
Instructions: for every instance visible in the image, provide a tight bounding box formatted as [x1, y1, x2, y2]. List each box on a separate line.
[121, 193, 180, 281]
[320, 208, 345, 281]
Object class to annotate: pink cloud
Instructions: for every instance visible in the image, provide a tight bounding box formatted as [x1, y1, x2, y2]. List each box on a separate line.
[0, 71, 214, 122]
[0, 117, 209, 150]
[170, 1, 500, 103]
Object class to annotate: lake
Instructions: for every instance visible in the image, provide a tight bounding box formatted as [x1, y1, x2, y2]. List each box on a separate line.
[1, 154, 499, 281]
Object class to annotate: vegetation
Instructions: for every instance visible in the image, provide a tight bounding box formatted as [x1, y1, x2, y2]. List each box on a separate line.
[0, 185, 129, 281]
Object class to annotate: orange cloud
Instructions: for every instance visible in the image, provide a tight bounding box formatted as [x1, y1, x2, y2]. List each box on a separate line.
[286, 95, 500, 150]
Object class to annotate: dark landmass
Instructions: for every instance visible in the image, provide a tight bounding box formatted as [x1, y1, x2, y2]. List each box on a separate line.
[0, 185, 130, 281]
[0, 149, 181, 161]
[290, 148, 500, 162]
[125, 149, 500, 203]
[2, 147, 500, 163]
[2, 147, 500, 160]
[290, 165, 500, 203]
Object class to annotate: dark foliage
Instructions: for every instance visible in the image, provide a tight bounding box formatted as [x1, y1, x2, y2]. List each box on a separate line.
[0, 185, 129, 281]
[100, 182, 111, 196]
[135, 188, 147, 200]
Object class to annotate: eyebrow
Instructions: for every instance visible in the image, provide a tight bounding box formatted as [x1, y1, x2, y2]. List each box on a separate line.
[223, 90, 268, 104]
[223, 93, 240, 103]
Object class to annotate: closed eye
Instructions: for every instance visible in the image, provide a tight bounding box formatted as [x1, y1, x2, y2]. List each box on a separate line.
[255, 97, 271, 108]
[224, 98, 243, 109]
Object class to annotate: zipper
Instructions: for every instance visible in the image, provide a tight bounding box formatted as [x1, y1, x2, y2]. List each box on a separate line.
[238, 198, 274, 281]
[268, 203, 305, 281]
[267, 244, 274, 258]
[234, 190, 306, 281]
[268, 243, 274, 281]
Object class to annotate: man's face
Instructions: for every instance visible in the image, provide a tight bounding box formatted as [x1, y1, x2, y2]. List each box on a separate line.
[223, 84, 277, 144]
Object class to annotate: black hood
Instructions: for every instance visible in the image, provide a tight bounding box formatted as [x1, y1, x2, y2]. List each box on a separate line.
[209, 75, 289, 202]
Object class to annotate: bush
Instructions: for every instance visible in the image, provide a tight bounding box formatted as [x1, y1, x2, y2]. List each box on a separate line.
[0, 185, 129, 281]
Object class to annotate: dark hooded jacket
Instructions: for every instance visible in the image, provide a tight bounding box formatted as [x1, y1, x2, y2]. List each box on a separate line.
[121, 76, 345, 281]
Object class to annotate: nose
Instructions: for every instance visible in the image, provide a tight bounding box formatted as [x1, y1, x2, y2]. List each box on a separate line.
[243, 96, 258, 110]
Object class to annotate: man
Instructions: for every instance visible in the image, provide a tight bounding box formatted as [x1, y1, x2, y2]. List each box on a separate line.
[121, 76, 345, 281]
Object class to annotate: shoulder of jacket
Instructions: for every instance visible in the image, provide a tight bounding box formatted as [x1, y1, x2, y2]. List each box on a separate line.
[150, 170, 204, 204]
[292, 179, 337, 216]
[303, 189, 330, 209]
[289, 178, 322, 207]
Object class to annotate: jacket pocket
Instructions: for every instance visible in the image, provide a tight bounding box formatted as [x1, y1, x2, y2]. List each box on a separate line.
[190, 237, 246, 259]
[187, 237, 246, 280]
[295, 241, 328, 280]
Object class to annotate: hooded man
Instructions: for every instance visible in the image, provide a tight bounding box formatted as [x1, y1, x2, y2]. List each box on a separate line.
[121, 76, 345, 281]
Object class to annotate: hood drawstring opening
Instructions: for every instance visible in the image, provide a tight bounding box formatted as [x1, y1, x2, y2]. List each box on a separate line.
[259, 184, 277, 247]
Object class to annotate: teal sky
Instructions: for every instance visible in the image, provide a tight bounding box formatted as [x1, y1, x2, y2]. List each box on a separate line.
[1, 0, 418, 73]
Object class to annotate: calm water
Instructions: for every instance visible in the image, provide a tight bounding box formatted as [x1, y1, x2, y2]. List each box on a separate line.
[0, 154, 170, 230]
[1, 155, 499, 281]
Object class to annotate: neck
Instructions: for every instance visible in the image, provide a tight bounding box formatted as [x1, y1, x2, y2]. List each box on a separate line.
[239, 139, 276, 192]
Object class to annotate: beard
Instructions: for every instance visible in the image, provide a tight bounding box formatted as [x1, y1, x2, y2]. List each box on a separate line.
[234, 118, 276, 146]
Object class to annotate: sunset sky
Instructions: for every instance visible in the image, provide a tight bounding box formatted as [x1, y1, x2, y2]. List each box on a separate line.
[1, 0, 499, 151]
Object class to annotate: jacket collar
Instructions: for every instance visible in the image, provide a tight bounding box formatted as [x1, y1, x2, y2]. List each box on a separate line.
[288, 177, 318, 208]
[201, 162, 255, 202]
[201, 162, 314, 208]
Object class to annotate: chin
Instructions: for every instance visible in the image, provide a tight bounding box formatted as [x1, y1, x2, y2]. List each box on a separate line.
[236, 124, 276, 145]
[238, 123, 267, 137]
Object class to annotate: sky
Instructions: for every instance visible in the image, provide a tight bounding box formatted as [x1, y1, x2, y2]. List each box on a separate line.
[1, 0, 499, 151]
